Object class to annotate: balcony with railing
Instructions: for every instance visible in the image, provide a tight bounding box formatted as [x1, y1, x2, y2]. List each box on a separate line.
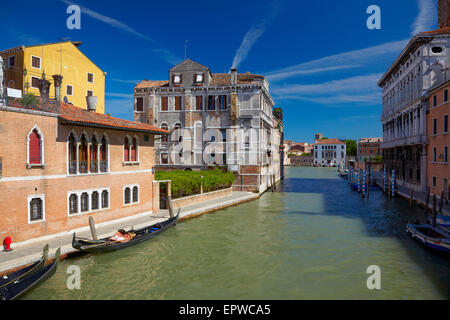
[100, 160, 108, 173]
[90, 161, 98, 173]
[69, 161, 77, 175]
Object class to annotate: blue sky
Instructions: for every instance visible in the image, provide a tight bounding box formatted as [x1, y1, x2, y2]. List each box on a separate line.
[0, 0, 438, 142]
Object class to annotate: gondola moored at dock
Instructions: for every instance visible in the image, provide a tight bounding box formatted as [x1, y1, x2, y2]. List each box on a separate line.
[406, 224, 450, 252]
[0, 248, 60, 300]
[72, 211, 180, 253]
[0, 244, 49, 289]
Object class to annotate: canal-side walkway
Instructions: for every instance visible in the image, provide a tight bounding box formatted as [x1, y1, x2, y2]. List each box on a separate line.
[0, 191, 259, 274]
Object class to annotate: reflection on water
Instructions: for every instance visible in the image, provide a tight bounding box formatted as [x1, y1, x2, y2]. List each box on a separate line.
[24, 167, 450, 299]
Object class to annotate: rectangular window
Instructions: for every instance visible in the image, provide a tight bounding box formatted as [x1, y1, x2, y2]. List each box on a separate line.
[433, 95, 437, 107]
[444, 115, 448, 133]
[208, 96, 215, 110]
[136, 97, 144, 112]
[433, 176, 437, 187]
[219, 95, 227, 110]
[175, 96, 182, 111]
[66, 84, 73, 96]
[196, 96, 203, 110]
[87, 90, 93, 97]
[8, 56, 15, 68]
[433, 147, 437, 162]
[445, 89, 448, 102]
[444, 146, 448, 163]
[87, 72, 94, 83]
[161, 96, 168, 111]
[31, 76, 40, 89]
[161, 153, 168, 164]
[29, 196, 44, 223]
[433, 118, 437, 134]
[31, 56, 41, 69]
[195, 73, 204, 84]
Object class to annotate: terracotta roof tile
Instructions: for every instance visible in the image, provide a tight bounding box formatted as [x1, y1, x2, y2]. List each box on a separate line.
[135, 80, 169, 89]
[420, 27, 450, 35]
[135, 73, 265, 88]
[59, 103, 168, 134]
[314, 138, 345, 145]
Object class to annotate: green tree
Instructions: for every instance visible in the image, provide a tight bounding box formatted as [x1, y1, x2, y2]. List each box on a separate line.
[19, 93, 39, 108]
[344, 139, 357, 156]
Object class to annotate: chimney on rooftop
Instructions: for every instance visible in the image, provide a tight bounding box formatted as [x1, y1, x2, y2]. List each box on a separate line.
[438, 0, 450, 29]
[86, 95, 97, 112]
[52, 74, 63, 105]
[230, 68, 237, 85]
[37, 73, 51, 104]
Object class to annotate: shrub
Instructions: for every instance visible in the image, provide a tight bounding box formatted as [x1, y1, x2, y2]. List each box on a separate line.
[155, 169, 235, 198]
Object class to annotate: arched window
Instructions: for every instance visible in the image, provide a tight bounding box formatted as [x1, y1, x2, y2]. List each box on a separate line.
[172, 123, 182, 142]
[91, 191, 99, 210]
[68, 132, 77, 174]
[69, 194, 78, 214]
[124, 137, 130, 162]
[124, 187, 131, 204]
[100, 136, 108, 172]
[101, 190, 109, 208]
[90, 135, 98, 173]
[28, 128, 42, 165]
[132, 186, 139, 203]
[79, 134, 88, 173]
[131, 137, 137, 162]
[80, 192, 89, 212]
[161, 123, 168, 142]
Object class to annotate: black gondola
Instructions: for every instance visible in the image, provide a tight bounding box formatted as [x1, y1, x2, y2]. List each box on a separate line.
[0, 244, 48, 289]
[72, 211, 180, 253]
[0, 248, 60, 300]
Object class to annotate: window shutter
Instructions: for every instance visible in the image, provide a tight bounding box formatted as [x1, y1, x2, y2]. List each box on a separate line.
[131, 138, 137, 161]
[124, 138, 129, 161]
[29, 130, 41, 164]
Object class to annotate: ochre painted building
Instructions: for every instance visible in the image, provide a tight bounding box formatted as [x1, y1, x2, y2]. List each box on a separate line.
[0, 41, 106, 114]
[427, 79, 450, 200]
[0, 98, 167, 243]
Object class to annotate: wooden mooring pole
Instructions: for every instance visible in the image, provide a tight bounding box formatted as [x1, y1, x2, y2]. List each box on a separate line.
[409, 188, 414, 208]
[432, 194, 437, 227]
[89, 216, 98, 240]
[167, 181, 174, 218]
[425, 187, 430, 219]
[440, 191, 445, 213]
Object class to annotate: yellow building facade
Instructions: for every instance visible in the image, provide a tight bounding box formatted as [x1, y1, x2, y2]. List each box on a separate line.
[0, 41, 106, 114]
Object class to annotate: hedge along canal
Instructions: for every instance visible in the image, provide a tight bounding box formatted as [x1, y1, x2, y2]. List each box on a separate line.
[23, 167, 450, 299]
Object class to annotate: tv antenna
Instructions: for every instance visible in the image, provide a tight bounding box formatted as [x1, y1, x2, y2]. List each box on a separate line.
[184, 40, 190, 60]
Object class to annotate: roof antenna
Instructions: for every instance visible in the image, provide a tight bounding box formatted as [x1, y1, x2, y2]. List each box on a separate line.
[184, 40, 189, 60]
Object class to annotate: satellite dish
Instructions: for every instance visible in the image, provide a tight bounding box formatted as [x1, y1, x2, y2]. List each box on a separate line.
[63, 96, 69, 103]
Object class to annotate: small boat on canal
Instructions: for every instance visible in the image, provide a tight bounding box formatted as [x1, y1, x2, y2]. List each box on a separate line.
[0, 244, 48, 289]
[406, 223, 450, 252]
[72, 212, 180, 253]
[0, 248, 60, 300]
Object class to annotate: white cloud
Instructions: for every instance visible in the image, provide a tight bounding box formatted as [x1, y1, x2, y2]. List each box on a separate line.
[106, 92, 134, 98]
[265, 40, 408, 82]
[231, 1, 281, 69]
[60, 0, 181, 64]
[272, 74, 382, 106]
[411, 0, 437, 35]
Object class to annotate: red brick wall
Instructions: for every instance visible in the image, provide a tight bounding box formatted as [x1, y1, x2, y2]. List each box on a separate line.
[438, 0, 450, 29]
[0, 109, 157, 242]
[427, 82, 450, 197]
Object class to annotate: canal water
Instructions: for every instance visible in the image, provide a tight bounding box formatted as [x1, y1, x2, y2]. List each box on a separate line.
[24, 167, 450, 299]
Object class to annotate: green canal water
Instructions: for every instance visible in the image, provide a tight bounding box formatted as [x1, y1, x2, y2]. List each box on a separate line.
[24, 167, 450, 299]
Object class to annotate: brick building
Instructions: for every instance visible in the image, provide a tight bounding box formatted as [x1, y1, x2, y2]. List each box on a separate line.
[357, 137, 382, 162]
[0, 84, 167, 242]
[133, 59, 283, 193]
[427, 79, 450, 200]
